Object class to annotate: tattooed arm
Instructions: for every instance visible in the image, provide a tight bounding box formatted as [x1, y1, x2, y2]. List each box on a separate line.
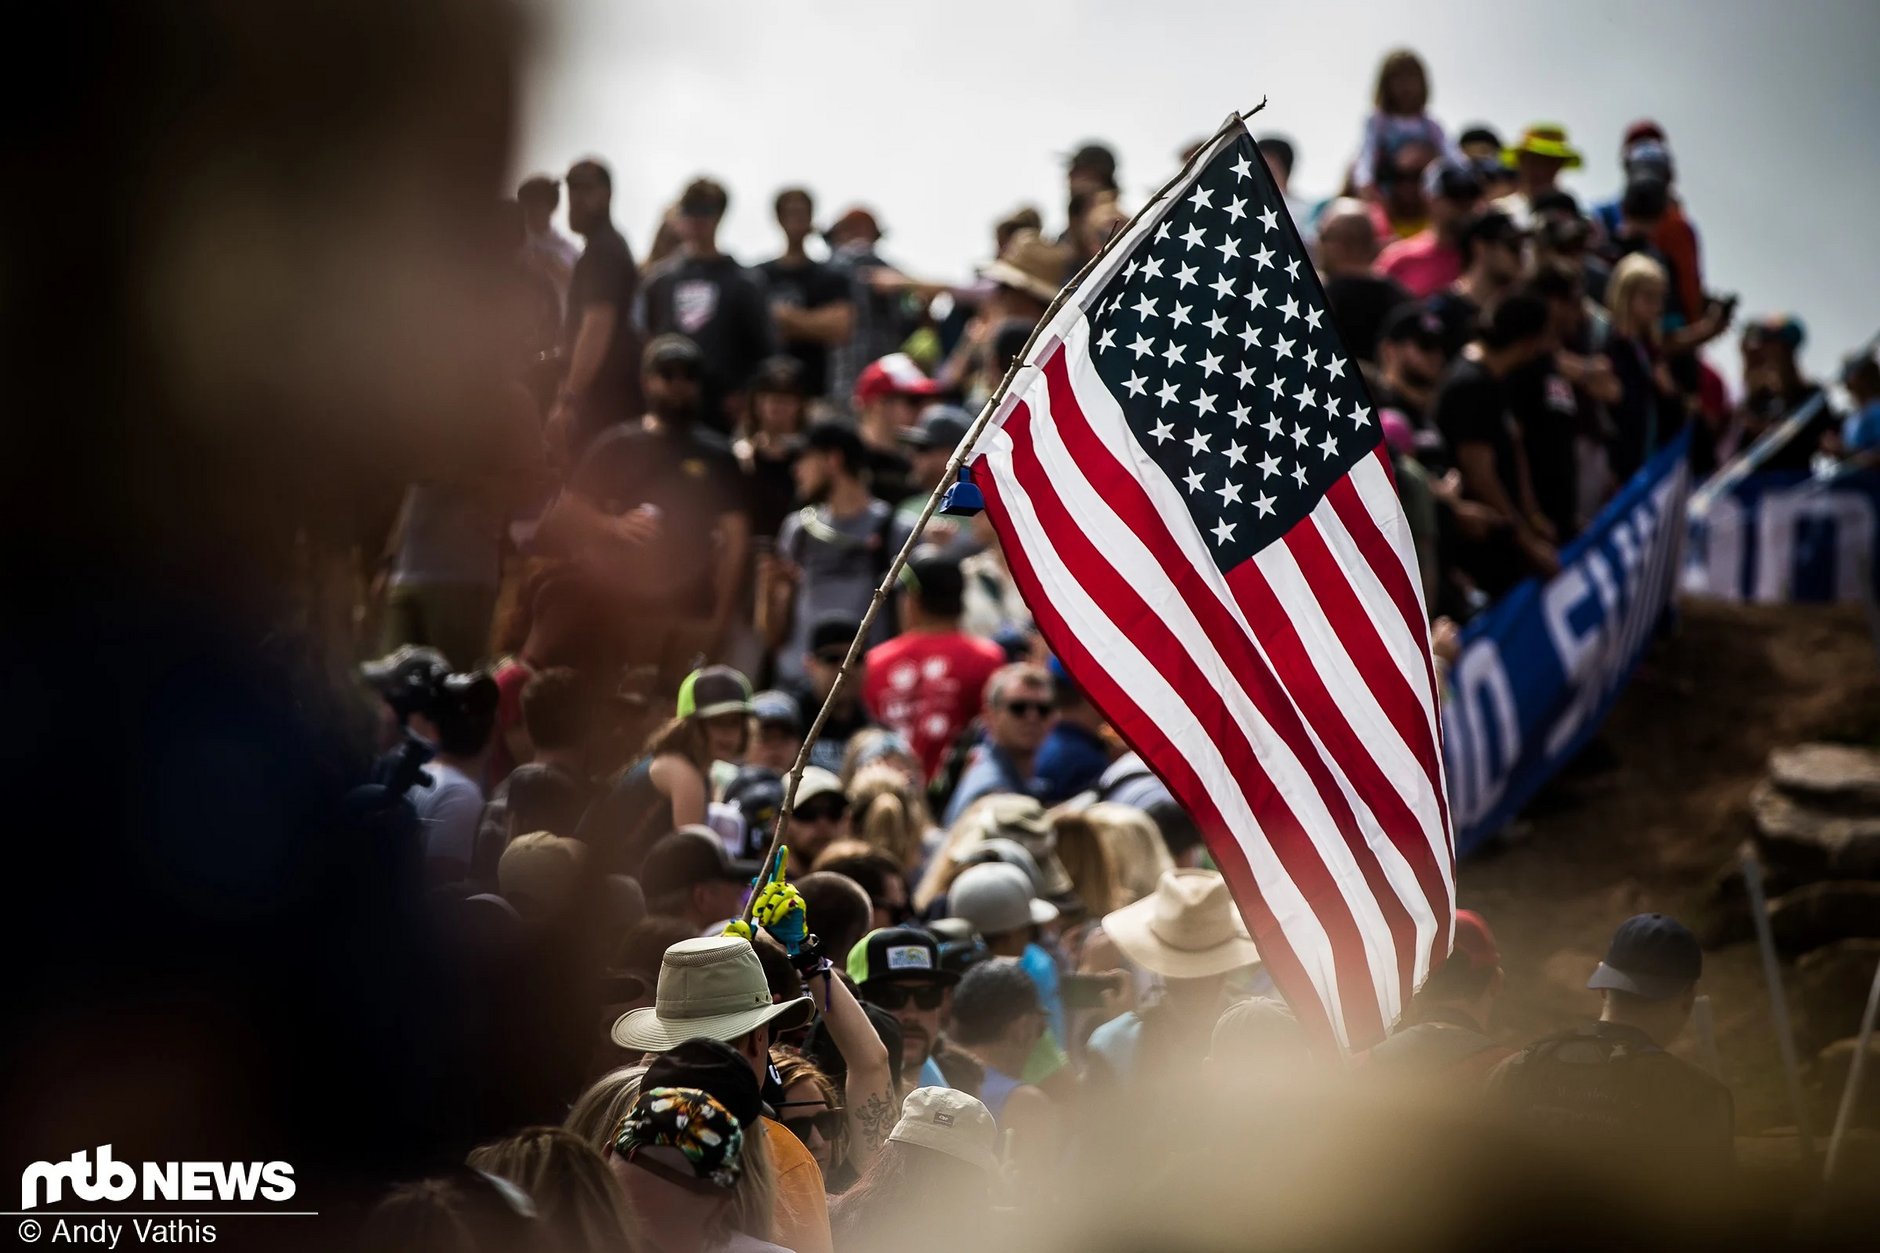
[806, 967, 896, 1172]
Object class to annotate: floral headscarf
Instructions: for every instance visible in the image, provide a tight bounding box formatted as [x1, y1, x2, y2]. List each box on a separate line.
[614, 1086, 746, 1190]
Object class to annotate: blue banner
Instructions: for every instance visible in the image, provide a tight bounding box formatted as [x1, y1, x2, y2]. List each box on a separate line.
[1681, 469, 1880, 604]
[1443, 433, 1693, 857]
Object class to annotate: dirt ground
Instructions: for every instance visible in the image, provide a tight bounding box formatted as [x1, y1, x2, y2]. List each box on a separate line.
[1460, 598, 1880, 1137]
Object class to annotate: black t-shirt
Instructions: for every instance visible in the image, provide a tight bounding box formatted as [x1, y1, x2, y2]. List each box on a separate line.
[743, 444, 799, 543]
[565, 223, 644, 434]
[1504, 356, 1581, 540]
[1325, 273, 1412, 365]
[574, 423, 751, 615]
[758, 256, 852, 397]
[1433, 358, 1519, 502]
[576, 756, 670, 878]
[639, 254, 777, 431]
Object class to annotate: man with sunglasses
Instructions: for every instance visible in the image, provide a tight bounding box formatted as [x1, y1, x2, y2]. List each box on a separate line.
[943, 662, 1057, 825]
[848, 926, 963, 1093]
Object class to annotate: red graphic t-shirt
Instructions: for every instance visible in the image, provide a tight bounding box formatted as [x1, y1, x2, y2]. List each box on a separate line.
[861, 632, 1007, 780]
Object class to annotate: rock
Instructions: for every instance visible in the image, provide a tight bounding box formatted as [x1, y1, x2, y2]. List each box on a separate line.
[1695, 854, 1805, 948]
[1768, 743, 1880, 812]
[1751, 781, 1880, 880]
[1768, 882, 1880, 956]
[1817, 1037, 1880, 1130]
[1794, 939, 1880, 1051]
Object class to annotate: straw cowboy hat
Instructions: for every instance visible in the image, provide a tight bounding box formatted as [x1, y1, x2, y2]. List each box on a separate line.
[978, 229, 1070, 305]
[612, 935, 814, 1053]
[1102, 869, 1260, 979]
[1502, 122, 1583, 169]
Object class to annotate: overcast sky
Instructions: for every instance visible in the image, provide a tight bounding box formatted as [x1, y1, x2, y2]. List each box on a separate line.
[517, 0, 1876, 382]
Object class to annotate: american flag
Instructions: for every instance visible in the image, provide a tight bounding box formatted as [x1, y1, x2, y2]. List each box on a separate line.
[968, 120, 1455, 1053]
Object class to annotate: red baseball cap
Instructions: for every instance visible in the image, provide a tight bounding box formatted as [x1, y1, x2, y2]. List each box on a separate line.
[1622, 119, 1666, 150]
[854, 353, 941, 405]
[1451, 909, 1500, 971]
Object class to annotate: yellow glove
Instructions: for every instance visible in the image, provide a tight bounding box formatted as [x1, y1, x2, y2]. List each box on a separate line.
[748, 847, 809, 956]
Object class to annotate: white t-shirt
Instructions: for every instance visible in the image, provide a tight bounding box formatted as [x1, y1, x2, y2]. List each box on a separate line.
[412, 760, 483, 871]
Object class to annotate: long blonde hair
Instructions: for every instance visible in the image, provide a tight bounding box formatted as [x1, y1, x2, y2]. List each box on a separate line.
[723, 1116, 779, 1244]
[1082, 803, 1174, 906]
[564, 1064, 649, 1151]
[1606, 252, 1668, 344]
[466, 1126, 646, 1253]
[1050, 808, 1120, 917]
[847, 761, 930, 872]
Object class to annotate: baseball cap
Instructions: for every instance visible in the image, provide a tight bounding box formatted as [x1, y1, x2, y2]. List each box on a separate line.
[641, 827, 761, 901]
[644, 333, 705, 373]
[751, 355, 808, 397]
[854, 353, 941, 405]
[497, 832, 588, 920]
[1586, 913, 1702, 1000]
[793, 766, 845, 807]
[847, 926, 959, 987]
[1379, 304, 1445, 350]
[676, 665, 755, 721]
[946, 861, 1058, 935]
[641, 1037, 763, 1132]
[901, 549, 966, 619]
[1065, 141, 1118, 180]
[724, 766, 784, 839]
[1451, 909, 1500, 971]
[888, 1088, 999, 1174]
[899, 403, 972, 451]
[952, 795, 1073, 899]
[1422, 159, 1483, 204]
[808, 613, 861, 657]
[752, 690, 802, 731]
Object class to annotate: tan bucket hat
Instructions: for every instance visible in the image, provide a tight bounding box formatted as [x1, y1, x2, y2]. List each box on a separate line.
[611, 936, 814, 1052]
[1102, 869, 1260, 979]
[888, 1087, 999, 1174]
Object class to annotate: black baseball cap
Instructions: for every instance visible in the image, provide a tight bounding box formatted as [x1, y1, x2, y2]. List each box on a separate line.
[901, 549, 966, 618]
[752, 355, 808, 397]
[640, 827, 762, 900]
[723, 766, 785, 838]
[1586, 913, 1703, 1000]
[751, 689, 802, 731]
[643, 1037, 762, 1130]
[1379, 304, 1445, 350]
[899, 403, 972, 451]
[847, 926, 959, 987]
[1065, 141, 1118, 180]
[809, 613, 862, 657]
[644, 333, 705, 373]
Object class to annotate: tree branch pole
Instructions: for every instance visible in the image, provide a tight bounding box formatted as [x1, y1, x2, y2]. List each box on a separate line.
[742, 102, 1266, 922]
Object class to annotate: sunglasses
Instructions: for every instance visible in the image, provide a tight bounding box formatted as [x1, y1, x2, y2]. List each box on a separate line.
[776, 1103, 845, 1144]
[795, 798, 848, 823]
[1000, 700, 1053, 719]
[865, 982, 946, 1011]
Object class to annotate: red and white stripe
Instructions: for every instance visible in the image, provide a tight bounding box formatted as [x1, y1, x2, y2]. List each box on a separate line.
[971, 315, 1455, 1054]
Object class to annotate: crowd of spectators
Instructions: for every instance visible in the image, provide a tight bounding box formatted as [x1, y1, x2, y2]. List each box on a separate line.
[343, 39, 1875, 1238]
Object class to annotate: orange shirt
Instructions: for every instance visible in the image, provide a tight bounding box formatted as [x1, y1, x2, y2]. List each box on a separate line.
[762, 1117, 832, 1253]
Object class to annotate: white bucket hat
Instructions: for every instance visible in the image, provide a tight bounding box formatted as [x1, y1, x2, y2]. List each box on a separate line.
[612, 936, 814, 1052]
[888, 1087, 999, 1173]
[1102, 869, 1260, 979]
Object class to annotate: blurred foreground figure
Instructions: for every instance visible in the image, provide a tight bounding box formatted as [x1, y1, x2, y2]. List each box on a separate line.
[0, 3, 602, 1247]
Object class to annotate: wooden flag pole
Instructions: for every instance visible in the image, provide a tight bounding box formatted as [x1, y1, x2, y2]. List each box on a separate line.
[1823, 953, 1880, 1183]
[742, 103, 1265, 923]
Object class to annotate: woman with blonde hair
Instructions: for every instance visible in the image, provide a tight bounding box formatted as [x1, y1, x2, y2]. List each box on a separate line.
[564, 1063, 649, 1152]
[844, 760, 931, 874]
[1604, 252, 1685, 479]
[1080, 802, 1174, 907]
[467, 1126, 646, 1252]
